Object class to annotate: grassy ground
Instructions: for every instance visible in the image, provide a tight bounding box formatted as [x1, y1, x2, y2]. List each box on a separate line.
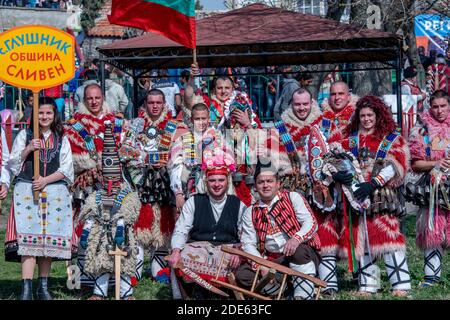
[0, 202, 449, 300]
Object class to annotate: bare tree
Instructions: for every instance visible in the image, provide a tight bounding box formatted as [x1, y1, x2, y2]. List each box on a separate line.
[223, 0, 450, 94]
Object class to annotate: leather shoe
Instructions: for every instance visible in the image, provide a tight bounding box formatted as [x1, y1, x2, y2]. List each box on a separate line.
[36, 277, 53, 300]
[20, 279, 33, 300]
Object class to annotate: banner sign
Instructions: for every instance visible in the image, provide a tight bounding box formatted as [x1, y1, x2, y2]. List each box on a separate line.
[0, 25, 75, 92]
[415, 14, 450, 55]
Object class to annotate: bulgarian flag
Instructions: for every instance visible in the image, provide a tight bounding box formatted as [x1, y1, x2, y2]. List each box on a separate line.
[108, 0, 196, 49]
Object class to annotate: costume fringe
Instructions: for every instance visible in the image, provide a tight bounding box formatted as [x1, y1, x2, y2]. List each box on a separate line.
[338, 213, 406, 259]
[148, 203, 168, 248]
[416, 207, 450, 250]
[81, 188, 141, 276]
[72, 153, 99, 176]
[316, 213, 339, 255]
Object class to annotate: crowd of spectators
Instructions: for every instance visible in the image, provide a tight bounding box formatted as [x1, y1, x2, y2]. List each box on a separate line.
[0, 0, 70, 10]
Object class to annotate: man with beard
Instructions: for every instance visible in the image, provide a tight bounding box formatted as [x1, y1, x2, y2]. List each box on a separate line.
[273, 88, 322, 193]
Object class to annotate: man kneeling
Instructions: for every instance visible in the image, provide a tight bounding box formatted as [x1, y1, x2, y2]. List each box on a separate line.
[167, 159, 247, 298]
[236, 160, 321, 300]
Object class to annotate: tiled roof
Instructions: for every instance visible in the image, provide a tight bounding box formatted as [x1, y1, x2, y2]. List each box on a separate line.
[88, 0, 126, 37]
[101, 3, 398, 49]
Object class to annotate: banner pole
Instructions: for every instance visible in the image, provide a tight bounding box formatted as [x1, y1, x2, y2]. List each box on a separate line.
[32, 90, 40, 202]
[193, 47, 197, 65]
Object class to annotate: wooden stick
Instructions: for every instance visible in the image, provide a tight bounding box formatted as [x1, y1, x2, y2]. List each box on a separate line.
[276, 274, 287, 300]
[227, 273, 245, 300]
[192, 48, 197, 65]
[215, 253, 226, 280]
[250, 266, 260, 292]
[254, 269, 275, 293]
[221, 246, 327, 288]
[210, 279, 271, 301]
[109, 247, 128, 300]
[32, 91, 40, 201]
[315, 287, 321, 300]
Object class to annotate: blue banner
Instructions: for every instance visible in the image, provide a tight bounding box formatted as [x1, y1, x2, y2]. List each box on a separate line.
[415, 14, 450, 54]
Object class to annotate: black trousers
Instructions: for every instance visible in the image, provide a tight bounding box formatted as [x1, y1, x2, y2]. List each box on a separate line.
[235, 244, 321, 288]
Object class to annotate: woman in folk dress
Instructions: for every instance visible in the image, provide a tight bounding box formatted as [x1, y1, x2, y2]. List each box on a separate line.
[9, 97, 74, 300]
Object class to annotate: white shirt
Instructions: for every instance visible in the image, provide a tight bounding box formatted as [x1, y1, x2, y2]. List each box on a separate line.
[9, 129, 74, 184]
[1, 128, 11, 188]
[241, 191, 317, 259]
[171, 194, 247, 250]
[151, 80, 180, 117]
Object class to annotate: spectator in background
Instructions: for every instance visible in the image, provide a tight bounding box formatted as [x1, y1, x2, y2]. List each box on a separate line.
[151, 69, 181, 117]
[418, 46, 429, 68]
[104, 69, 129, 114]
[273, 67, 301, 121]
[19, 93, 34, 124]
[299, 73, 314, 88]
[179, 69, 191, 98]
[75, 69, 99, 107]
[401, 66, 427, 112]
[423, 49, 437, 71]
[50, 0, 59, 9]
[26, 0, 37, 7]
[0, 0, 18, 6]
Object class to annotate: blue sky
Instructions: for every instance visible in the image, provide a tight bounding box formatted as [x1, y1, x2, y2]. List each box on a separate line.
[201, 0, 226, 10]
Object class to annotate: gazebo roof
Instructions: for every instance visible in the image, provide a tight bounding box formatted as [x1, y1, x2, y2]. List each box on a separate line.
[98, 3, 401, 75]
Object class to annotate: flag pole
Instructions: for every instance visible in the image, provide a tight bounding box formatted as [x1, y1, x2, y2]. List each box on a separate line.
[193, 47, 197, 65]
[32, 90, 40, 202]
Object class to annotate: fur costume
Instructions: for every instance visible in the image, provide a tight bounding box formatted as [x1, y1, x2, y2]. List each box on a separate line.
[64, 105, 117, 184]
[277, 100, 322, 179]
[65, 103, 124, 253]
[78, 186, 141, 275]
[129, 107, 186, 248]
[273, 103, 339, 255]
[320, 95, 358, 146]
[302, 96, 357, 255]
[339, 133, 410, 259]
[409, 110, 450, 250]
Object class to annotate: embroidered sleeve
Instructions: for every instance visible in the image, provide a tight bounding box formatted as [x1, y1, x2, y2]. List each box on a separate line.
[171, 197, 196, 250]
[167, 134, 184, 194]
[57, 136, 75, 184]
[241, 206, 264, 259]
[1, 128, 11, 188]
[372, 164, 395, 187]
[8, 129, 27, 177]
[289, 192, 318, 243]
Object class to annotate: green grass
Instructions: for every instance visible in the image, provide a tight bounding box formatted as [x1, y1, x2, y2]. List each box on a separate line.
[0, 214, 448, 300]
[325, 215, 450, 300]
